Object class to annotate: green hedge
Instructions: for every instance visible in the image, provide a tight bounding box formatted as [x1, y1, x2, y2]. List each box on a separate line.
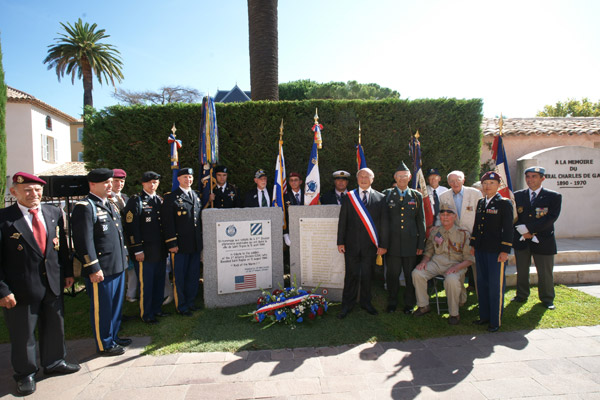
[83, 98, 483, 196]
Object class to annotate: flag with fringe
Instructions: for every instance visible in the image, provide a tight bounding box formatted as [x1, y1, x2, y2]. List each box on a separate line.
[304, 117, 322, 205]
[199, 96, 219, 207]
[168, 126, 182, 191]
[272, 131, 287, 228]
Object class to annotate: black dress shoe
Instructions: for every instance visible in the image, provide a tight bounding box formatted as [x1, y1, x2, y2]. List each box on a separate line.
[44, 360, 81, 375]
[544, 302, 556, 310]
[387, 305, 397, 313]
[337, 309, 349, 319]
[115, 337, 132, 347]
[188, 306, 197, 312]
[361, 305, 378, 316]
[16, 376, 36, 396]
[155, 311, 172, 317]
[98, 345, 125, 357]
[488, 326, 500, 332]
[143, 318, 159, 324]
[511, 296, 527, 303]
[179, 310, 193, 316]
[472, 319, 490, 325]
[403, 306, 414, 315]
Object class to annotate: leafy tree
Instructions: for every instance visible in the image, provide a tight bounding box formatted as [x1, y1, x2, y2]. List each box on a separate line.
[248, 0, 279, 100]
[43, 18, 124, 111]
[0, 38, 6, 206]
[113, 86, 202, 105]
[537, 98, 600, 117]
[279, 80, 400, 100]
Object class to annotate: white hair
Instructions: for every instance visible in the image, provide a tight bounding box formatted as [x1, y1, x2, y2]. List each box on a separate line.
[357, 168, 374, 179]
[447, 170, 465, 181]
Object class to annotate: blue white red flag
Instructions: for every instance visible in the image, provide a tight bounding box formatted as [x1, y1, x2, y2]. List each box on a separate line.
[356, 144, 367, 171]
[272, 136, 287, 227]
[168, 130, 182, 191]
[304, 141, 320, 205]
[409, 134, 434, 236]
[347, 189, 379, 247]
[492, 135, 514, 201]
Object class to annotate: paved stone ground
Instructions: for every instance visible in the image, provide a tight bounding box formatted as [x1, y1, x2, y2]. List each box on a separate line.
[1, 287, 599, 399]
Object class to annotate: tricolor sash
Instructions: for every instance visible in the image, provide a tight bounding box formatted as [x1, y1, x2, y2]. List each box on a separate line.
[348, 189, 379, 248]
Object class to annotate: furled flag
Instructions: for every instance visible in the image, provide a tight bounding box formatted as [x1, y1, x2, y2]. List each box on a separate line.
[491, 117, 514, 201]
[168, 124, 182, 191]
[304, 109, 322, 205]
[409, 131, 435, 237]
[356, 122, 367, 170]
[199, 96, 219, 208]
[272, 120, 287, 228]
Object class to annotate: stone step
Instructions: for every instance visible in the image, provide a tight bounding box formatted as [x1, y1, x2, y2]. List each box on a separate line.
[507, 250, 600, 266]
[505, 263, 600, 286]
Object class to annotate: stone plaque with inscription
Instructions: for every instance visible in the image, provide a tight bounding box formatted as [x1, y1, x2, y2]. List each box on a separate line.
[202, 208, 284, 308]
[289, 205, 345, 302]
[517, 146, 600, 238]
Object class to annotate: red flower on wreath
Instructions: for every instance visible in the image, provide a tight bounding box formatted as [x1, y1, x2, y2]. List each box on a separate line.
[317, 307, 324, 316]
[308, 313, 316, 320]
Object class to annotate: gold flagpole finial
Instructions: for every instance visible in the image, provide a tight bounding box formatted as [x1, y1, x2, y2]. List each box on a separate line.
[415, 129, 420, 139]
[358, 121, 362, 145]
[279, 119, 284, 143]
[314, 108, 319, 124]
[171, 123, 177, 135]
[498, 113, 504, 136]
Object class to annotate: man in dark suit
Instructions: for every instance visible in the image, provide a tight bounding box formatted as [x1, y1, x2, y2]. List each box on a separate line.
[161, 168, 203, 316]
[282, 172, 304, 246]
[123, 171, 168, 324]
[0, 172, 80, 395]
[203, 165, 242, 209]
[512, 166, 562, 309]
[337, 168, 389, 318]
[320, 170, 351, 205]
[383, 162, 426, 314]
[470, 171, 513, 332]
[72, 168, 130, 356]
[243, 169, 272, 208]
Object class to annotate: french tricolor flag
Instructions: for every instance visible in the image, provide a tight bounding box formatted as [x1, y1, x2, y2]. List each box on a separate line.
[304, 141, 320, 205]
[492, 135, 514, 201]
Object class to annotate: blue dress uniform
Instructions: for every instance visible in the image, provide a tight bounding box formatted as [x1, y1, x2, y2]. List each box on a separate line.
[470, 184, 514, 331]
[211, 183, 242, 208]
[72, 188, 128, 353]
[123, 188, 167, 323]
[161, 185, 202, 315]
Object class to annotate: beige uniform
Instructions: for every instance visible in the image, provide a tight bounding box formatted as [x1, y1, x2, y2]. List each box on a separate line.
[412, 224, 475, 316]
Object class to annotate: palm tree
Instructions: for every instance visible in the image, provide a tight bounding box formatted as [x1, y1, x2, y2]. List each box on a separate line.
[247, 0, 279, 101]
[43, 18, 124, 111]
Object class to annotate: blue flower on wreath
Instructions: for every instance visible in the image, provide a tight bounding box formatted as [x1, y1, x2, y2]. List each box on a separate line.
[285, 287, 293, 292]
[323, 302, 328, 312]
[257, 313, 265, 322]
[298, 289, 308, 295]
[297, 317, 303, 323]
[311, 304, 319, 313]
[275, 310, 287, 321]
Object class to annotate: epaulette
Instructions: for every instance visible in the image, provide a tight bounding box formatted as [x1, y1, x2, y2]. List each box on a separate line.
[75, 201, 90, 206]
[164, 192, 172, 195]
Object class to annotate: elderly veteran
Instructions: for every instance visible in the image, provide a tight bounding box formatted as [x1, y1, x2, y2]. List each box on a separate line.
[0, 173, 80, 395]
[243, 169, 272, 208]
[470, 171, 514, 332]
[512, 166, 562, 309]
[321, 170, 351, 205]
[72, 168, 130, 356]
[412, 202, 474, 325]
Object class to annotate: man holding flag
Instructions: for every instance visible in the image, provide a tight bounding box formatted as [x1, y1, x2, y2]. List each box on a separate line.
[337, 168, 389, 319]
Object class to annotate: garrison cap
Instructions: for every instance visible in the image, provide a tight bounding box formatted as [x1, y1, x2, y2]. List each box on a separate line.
[254, 169, 267, 179]
[12, 172, 46, 185]
[87, 168, 114, 183]
[332, 170, 351, 180]
[113, 169, 127, 179]
[177, 168, 194, 177]
[141, 171, 161, 182]
[427, 168, 441, 177]
[524, 166, 546, 176]
[214, 165, 228, 174]
[481, 171, 500, 182]
[396, 161, 410, 172]
[439, 202, 456, 214]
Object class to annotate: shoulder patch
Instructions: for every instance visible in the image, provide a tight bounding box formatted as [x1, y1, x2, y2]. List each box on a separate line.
[164, 192, 171, 195]
[126, 210, 134, 223]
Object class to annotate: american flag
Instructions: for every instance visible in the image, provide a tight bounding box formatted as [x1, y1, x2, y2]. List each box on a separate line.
[235, 274, 257, 290]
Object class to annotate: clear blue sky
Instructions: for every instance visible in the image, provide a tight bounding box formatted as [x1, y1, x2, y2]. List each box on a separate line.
[2, 0, 599, 119]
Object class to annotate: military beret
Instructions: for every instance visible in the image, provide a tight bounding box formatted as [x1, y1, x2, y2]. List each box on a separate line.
[254, 169, 267, 179]
[427, 168, 441, 177]
[524, 166, 545, 176]
[12, 172, 46, 185]
[481, 171, 500, 182]
[87, 168, 114, 183]
[332, 170, 351, 180]
[396, 161, 410, 172]
[177, 168, 194, 177]
[141, 171, 161, 182]
[214, 165, 228, 174]
[439, 202, 456, 214]
[113, 169, 127, 179]
[289, 172, 301, 179]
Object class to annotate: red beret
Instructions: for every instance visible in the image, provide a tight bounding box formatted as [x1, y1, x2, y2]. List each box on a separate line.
[12, 172, 46, 185]
[113, 169, 127, 179]
[289, 172, 301, 179]
[481, 171, 501, 182]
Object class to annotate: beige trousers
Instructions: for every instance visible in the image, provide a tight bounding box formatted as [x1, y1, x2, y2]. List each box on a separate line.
[412, 260, 467, 317]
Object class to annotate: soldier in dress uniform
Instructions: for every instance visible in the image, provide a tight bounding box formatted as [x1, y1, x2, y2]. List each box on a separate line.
[71, 168, 131, 356]
[382, 162, 426, 314]
[512, 166, 562, 309]
[469, 171, 514, 332]
[282, 172, 304, 246]
[205, 165, 241, 209]
[412, 202, 475, 325]
[161, 168, 203, 316]
[320, 170, 351, 205]
[123, 171, 169, 324]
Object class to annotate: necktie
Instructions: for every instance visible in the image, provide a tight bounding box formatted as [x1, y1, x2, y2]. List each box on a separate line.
[221, 186, 225, 193]
[362, 190, 368, 205]
[433, 189, 440, 217]
[295, 193, 300, 204]
[531, 191, 537, 204]
[261, 190, 268, 207]
[29, 208, 47, 255]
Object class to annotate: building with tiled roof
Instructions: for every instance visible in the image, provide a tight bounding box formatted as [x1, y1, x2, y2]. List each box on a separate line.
[214, 84, 251, 103]
[38, 161, 87, 176]
[480, 117, 600, 189]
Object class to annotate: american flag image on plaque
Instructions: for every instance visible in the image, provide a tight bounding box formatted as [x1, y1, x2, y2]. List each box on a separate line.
[235, 274, 257, 290]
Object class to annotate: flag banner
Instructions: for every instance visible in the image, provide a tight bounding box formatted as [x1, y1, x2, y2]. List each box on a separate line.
[272, 135, 287, 228]
[356, 144, 367, 171]
[200, 96, 219, 165]
[200, 164, 215, 209]
[492, 135, 514, 200]
[409, 134, 434, 236]
[304, 141, 320, 205]
[168, 127, 182, 191]
[347, 189, 379, 248]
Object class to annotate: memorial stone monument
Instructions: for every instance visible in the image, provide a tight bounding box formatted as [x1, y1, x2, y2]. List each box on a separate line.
[289, 205, 345, 302]
[517, 145, 600, 238]
[202, 208, 284, 308]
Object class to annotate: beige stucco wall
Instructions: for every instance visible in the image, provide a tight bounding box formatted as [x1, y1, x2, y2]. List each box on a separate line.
[70, 121, 84, 161]
[480, 135, 600, 191]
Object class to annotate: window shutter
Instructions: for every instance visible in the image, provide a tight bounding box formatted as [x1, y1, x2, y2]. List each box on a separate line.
[41, 135, 49, 161]
[53, 137, 59, 163]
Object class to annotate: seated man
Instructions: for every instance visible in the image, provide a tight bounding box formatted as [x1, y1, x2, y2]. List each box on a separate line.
[412, 202, 474, 325]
